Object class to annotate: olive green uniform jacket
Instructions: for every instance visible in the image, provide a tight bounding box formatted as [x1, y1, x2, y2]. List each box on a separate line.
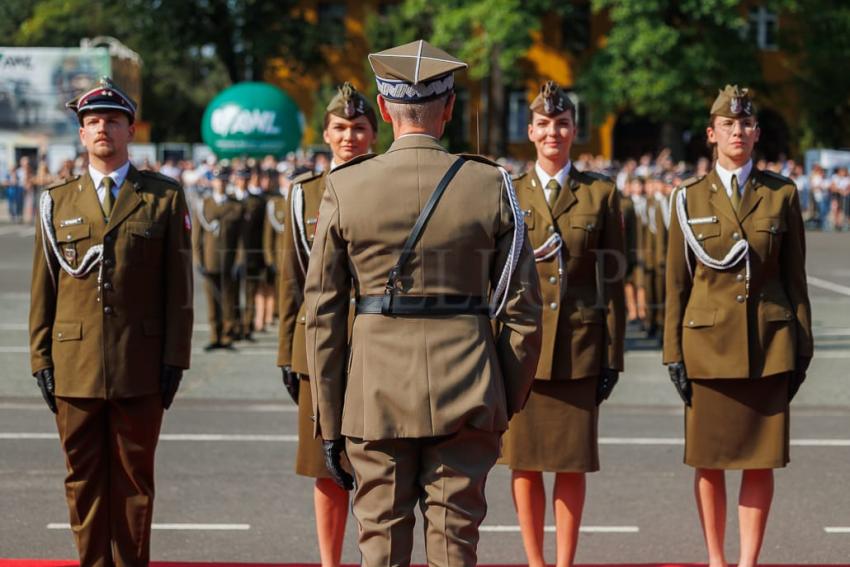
[29, 167, 193, 398]
[305, 135, 542, 441]
[513, 167, 625, 380]
[663, 168, 813, 378]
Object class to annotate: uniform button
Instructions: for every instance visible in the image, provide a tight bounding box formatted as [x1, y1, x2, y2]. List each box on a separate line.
[586, 223, 594, 230]
[103, 258, 113, 267]
[549, 302, 558, 310]
[697, 233, 703, 239]
[105, 234, 114, 243]
[736, 273, 745, 282]
[350, 297, 356, 304]
[144, 229, 151, 237]
[547, 225, 555, 234]
[548, 276, 557, 284]
[688, 320, 695, 327]
[104, 306, 113, 315]
[735, 295, 745, 303]
[66, 234, 72, 240]
[299, 316, 306, 322]
[57, 332, 63, 338]
[785, 311, 792, 320]
[770, 225, 777, 233]
[732, 232, 741, 241]
[103, 282, 112, 290]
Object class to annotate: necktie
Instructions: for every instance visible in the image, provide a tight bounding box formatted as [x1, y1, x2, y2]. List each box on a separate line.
[102, 177, 115, 218]
[546, 179, 561, 210]
[730, 174, 741, 212]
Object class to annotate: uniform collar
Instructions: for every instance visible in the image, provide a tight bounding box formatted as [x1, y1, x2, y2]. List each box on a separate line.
[534, 160, 571, 190]
[715, 160, 752, 196]
[386, 133, 446, 153]
[88, 161, 130, 192]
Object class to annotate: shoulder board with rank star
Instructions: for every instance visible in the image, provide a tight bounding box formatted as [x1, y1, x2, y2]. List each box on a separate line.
[578, 169, 613, 183]
[43, 175, 80, 191]
[140, 169, 181, 186]
[511, 171, 529, 183]
[327, 153, 378, 175]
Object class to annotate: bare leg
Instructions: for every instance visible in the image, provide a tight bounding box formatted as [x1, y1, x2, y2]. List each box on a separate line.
[553, 472, 585, 567]
[314, 478, 349, 567]
[253, 283, 268, 332]
[264, 289, 275, 326]
[738, 469, 774, 567]
[695, 468, 728, 567]
[511, 470, 547, 567]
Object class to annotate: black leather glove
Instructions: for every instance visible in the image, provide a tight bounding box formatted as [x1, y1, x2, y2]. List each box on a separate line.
[667, 362, 691, 406]
[789, 356, 810, 402]
[160, 365, 183, 410]
[281, 365, 300, 404]
[34, 368, 57, 414]
[596, 368, 619, 405]
[322, 439, 354, 491]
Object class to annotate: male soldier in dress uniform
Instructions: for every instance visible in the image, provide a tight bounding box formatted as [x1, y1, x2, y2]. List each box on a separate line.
[239, 167, 268, 339]
[304, 40, 542, 566]
[277, 81, 377, 567]
[500, 81, 625, 567]
[193, 165, 244, 350]
[29, 77, 193, 566]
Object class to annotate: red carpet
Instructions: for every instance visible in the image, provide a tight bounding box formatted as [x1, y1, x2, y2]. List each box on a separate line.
[3, 562, 847, 567]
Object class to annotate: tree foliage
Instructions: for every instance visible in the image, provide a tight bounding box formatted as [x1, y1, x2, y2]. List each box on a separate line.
[578, 0, 765, 135]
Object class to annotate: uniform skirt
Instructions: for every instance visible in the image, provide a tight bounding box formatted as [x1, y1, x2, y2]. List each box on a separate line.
[499, 377, 599, 472]
[685, 373, 790, 470]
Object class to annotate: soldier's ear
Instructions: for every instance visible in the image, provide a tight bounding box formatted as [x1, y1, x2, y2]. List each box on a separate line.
[376, 95, 393, 124]
[441, 93, 456, 123]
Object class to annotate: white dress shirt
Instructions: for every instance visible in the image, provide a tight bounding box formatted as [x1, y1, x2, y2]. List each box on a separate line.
[715, 160, 753, 199]
[535, 161, 571, 204]
[88, 162, 129, 207]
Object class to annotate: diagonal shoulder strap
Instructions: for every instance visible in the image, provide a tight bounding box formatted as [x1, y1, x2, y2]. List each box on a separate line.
[382, 157, 466, 313]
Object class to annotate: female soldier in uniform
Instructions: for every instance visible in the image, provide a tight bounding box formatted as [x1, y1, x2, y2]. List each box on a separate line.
[500, 81, 626, 567]
[664, 85, 813, 567]
[277, 82, 377, 567]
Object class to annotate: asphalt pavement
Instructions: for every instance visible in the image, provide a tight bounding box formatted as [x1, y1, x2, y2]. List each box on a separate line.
[1, 224, 848, 564]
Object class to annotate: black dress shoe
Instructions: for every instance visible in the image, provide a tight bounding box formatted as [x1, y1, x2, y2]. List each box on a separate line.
[203, 342, 221, 352]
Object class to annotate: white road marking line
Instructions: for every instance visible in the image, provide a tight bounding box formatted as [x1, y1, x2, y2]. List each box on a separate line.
[481, 525, 639, 533]
[808, 275, 850, 297]
[3, 433, 849, 446]
[825, 527, 850, 534]
[48, 522, 249, 531]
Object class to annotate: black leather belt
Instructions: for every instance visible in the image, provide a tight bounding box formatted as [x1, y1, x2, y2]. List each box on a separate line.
[356, 295, 489, 316]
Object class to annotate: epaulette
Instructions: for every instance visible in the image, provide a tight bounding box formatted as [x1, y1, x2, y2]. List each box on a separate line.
[292, 169, 324, 185]
[680, 175, 704, 189]
[759, 169, 793, 184]
[455, 153, 500, 168]
[511, 171, 529, 182]
[581, 170, 613, 183]
[328, 153, 377, 175]
[43, 175, 79, 191]
[140, 169, 181, 186]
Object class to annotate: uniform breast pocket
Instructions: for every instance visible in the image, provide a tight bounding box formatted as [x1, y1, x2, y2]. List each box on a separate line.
[522, 208, 535, 230]
[753, 217, 786, 258]
[566, 214, 599, 258]
[55, 224, 91, 269]
[693, 223, 722, 257]
[126, 221, 165, 266]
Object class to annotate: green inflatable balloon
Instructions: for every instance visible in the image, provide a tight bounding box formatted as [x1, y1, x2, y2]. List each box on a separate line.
[202, 82, 303, 158]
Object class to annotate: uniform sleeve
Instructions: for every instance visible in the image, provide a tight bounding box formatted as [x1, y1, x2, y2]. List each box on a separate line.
[162, 187, 194, 369]
[601, 184, 626, 371]
[304, 179, 352, 439]
[276, 196, 302, 368]
[662, 189, 691, 364]
[780, 187, 813, 358]
[29, 212, 58, 374]
[494, 179, 543, 418]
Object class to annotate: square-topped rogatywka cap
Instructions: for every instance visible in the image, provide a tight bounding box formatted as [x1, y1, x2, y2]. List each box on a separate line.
[369, 40, 467, 104]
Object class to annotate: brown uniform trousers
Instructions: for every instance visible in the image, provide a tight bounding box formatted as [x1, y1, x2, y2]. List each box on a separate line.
[240, 191, 267, 334]
[305, 135, 542, 566]
[29, 168, 193, 566]
[193, 195, 243, 345]
[262, 194, 287, 317]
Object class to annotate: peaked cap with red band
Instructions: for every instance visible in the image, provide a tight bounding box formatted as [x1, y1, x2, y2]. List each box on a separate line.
[66, 76, 137, 123]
